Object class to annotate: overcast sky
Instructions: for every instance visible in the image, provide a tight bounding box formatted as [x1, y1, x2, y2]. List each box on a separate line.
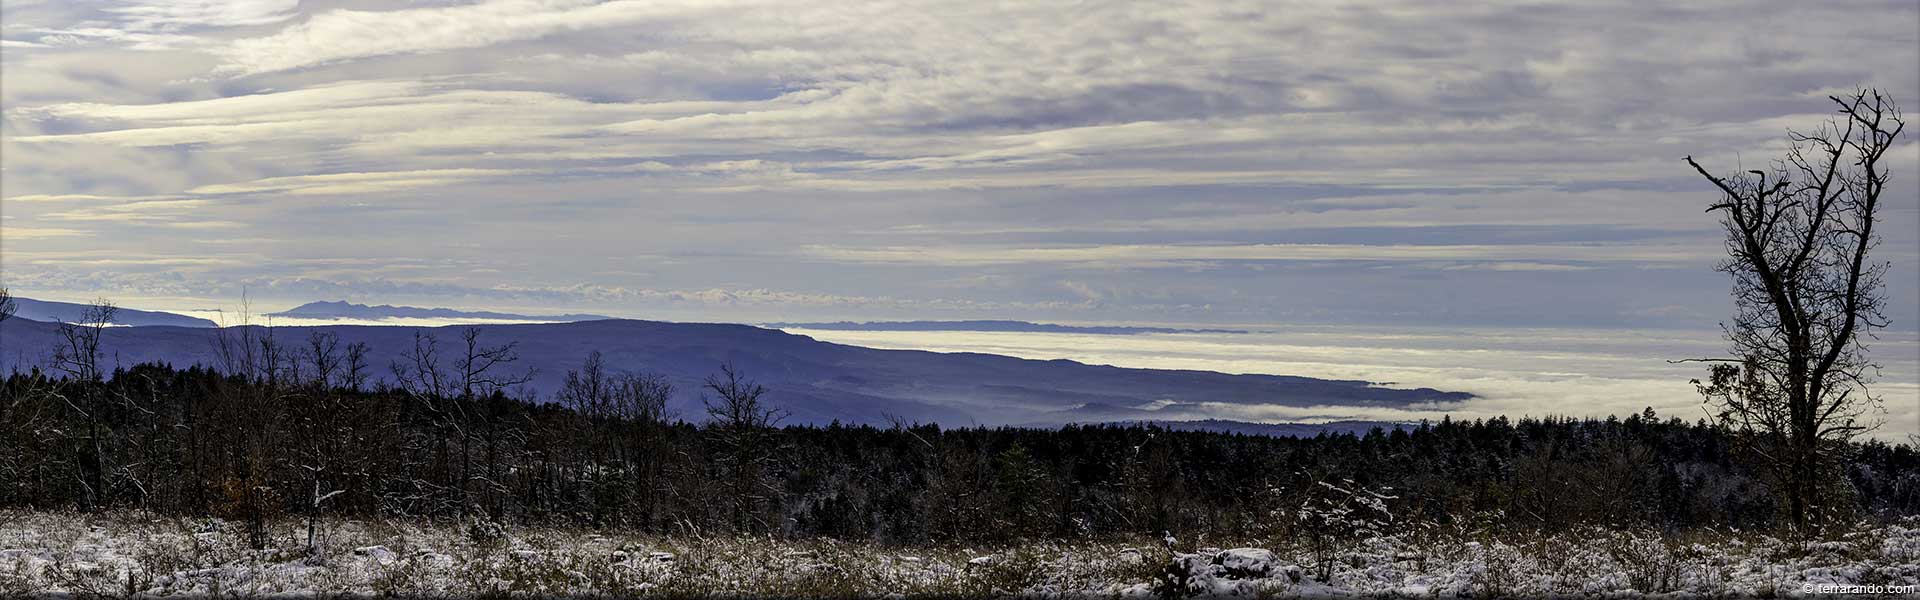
[2, 0, 1916, 329]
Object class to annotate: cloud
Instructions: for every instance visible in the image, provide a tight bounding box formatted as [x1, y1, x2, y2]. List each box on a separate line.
[0, 226, 91, 240]
[210, 0, 742, 77]
[106, 0, 300, 31]
[0, 0, 1914, 339]
[2, 194, 146, 203]
[37, 198, 216, 226]
[188, 169, 520, 195]
[2, 0, 300, 51]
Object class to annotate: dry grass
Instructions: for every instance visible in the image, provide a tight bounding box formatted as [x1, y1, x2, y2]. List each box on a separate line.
[1, 509, 1916, 598]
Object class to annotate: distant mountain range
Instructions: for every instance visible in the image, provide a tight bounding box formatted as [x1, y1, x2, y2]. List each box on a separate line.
[0, 308, 1469, 429]
[269, 300, 611, 322]
[6, 297, 217, 328]
[767, 319, 1248, 335]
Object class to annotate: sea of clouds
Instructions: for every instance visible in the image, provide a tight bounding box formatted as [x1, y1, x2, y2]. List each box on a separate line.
[786, 325, 1920, 441]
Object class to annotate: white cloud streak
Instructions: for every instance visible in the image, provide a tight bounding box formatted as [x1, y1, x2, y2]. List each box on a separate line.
[211, 0, 745, 77]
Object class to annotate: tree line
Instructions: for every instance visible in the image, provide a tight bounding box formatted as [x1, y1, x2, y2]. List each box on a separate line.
[0, 306, 1915, 548]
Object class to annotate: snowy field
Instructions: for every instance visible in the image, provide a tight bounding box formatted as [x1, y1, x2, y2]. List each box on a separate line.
[2, 510, 1918, 597]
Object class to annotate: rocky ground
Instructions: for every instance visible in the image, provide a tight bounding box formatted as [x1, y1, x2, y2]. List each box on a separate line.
[1, 509, 1916, 597]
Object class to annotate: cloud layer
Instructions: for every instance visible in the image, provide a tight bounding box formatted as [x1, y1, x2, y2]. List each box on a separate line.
[788, 327, 1920, 440]
[1, 0, 1916, 336]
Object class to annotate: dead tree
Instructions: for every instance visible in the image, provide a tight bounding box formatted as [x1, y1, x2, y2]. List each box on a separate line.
[389, 330, 456, 516]
[207, 299, 288, 546]
[558, 351, 674, 526]
[457, 326, 534, 401]
[51, 300, 115, 383]
[342, 342, 371, 392]
[211, 298, 277, 385]
[293, 332, 352, 551]
[558, 351, 617, 523]
[51, 300, 116, 509]
[615, 370, 672, 529]
[455, 327, 533, 518]
[392, 327, 533, 518]
[390, 330, 448, 400]
[306, 332, 342, 390]
[1683, 89, 1903, 529]
[703, 363, 786, 533]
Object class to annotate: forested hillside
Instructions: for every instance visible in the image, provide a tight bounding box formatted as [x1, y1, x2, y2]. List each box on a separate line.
[3, 362, 1915, 548]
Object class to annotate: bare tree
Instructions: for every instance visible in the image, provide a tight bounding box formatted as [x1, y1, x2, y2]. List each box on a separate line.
[388, 330, 456, 515]
[616, 371, 673, 425]
[556, 350, 669, 422]
[211, 297, 277, 384]
[50, 299, 116, 509]
[306, 332, 342, 389]
[205, 297, 289, 545]
[1683, 89, 1903, 529]
[391, 327, 534, 518]
[553, 350, 674, 526]
[390, 330, 448, 401]
[704, 363, 784, 431]
[52, 300, 116, 383]
[615, 369, 672, 528]
[454, 327, 533, 519]
[558, 350, 614, 419]
[342, 342, 371, 392]
[457, 326, 534, 400]
[558, 351, 619, 524]
[703, 363, 786, 532]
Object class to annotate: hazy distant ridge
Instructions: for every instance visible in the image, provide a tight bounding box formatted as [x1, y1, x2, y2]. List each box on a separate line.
[0, 317, 1468, 427]
[269, 300, 611, 322]
[8, 298, 216, 328]
[769, 319, 1248, 335]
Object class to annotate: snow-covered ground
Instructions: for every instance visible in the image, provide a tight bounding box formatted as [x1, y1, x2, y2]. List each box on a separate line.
[1, 509, 1916, 597]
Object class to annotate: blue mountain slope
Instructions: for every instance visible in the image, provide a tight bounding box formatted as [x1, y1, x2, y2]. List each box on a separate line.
[7, 298, 217, 328]
[0, 318, 1470, 427]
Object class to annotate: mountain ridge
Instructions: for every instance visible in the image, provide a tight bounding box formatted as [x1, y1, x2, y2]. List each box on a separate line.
[0, 317, 1470, 428]
[6, 297, 217, 328]
[269, 300, 611, 322]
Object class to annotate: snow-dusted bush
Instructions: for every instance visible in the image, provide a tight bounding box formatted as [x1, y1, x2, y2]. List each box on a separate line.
[1270, 477, 1398, 582]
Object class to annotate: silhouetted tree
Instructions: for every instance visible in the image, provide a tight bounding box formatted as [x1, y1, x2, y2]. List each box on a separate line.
[704, 363, 785, 532]
[1684, 89, 1904, 529]
[51, 299, 116, 508]
[342, 341, 371, 392]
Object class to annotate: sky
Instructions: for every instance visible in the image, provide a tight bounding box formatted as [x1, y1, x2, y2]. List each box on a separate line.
[1, 0, 1918, 334]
